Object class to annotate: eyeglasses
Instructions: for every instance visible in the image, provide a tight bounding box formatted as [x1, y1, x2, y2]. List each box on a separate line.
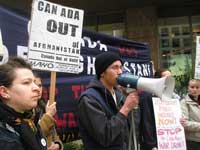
[108, 65, 122, 71]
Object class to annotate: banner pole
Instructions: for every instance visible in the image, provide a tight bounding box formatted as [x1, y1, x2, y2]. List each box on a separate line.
[49, 71, 56, 105]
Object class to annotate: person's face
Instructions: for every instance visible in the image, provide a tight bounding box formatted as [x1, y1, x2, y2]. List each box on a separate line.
[161, 70, 172, 77]
[4, 68, 40, 112]
[101, 60, 122, 87]
[198, 81, 200, 95]
[34, 77, 42, 99]
[188, 80, 200, 98]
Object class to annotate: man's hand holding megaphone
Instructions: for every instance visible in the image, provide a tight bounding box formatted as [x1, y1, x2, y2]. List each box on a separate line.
[119, 90, 139, 117]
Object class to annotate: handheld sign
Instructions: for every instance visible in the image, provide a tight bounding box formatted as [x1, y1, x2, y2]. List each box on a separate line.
[153, 98, 186, 150]
[28, 0, 84, 73]
[28, 0, 84, 103]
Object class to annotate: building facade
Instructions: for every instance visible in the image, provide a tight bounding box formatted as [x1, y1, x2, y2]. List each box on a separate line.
[83, 3, 200, 95]
[1, 0, 200, 95]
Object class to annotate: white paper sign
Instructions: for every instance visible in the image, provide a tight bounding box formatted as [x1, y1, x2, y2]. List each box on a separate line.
[195, 36, 200, 79]
[28, 0, 84, 73]
[153, 98, 186, 150]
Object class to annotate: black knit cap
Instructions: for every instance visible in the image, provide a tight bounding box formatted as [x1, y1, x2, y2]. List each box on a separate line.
[95, 52, 122, 79]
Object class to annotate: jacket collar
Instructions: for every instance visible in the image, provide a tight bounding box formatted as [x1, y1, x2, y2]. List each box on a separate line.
[185, 94, 200, 105]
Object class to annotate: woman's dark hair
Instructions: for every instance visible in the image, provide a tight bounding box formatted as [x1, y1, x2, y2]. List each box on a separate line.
[0, 56, 32, 88]
[33, 71, 40, 78]
[33, 71, 43, 83]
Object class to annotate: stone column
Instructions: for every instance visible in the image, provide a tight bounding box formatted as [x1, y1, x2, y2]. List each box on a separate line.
[126, 6, 159, 68]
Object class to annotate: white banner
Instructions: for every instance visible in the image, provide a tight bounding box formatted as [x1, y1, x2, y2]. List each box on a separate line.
[195, 36, 200, 79]
[0, 29, 3, 56]
[153, 98, 186, 150]
[0, 28, 9, 64]
[28, 0, 84, 73]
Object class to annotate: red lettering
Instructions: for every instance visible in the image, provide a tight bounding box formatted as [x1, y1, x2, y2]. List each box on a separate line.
[68, 112, 77, 128]
[71, 85, 81, 99]
[157, 128, 182, 136]
[55, 113, 67, 129]
[175, 127, 182, 134]
[71, 85, 87, 100]
[157, 129, 164, 135]
[159, 142, 169, 149]
[55, 112, 77, 129]
[119, 47, 138, 57]
[171, 141, 183, 148]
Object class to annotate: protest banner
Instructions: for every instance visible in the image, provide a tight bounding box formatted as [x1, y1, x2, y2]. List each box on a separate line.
[153, 98, 186, 150]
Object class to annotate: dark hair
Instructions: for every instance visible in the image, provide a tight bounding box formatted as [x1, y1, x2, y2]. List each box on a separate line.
[33, 71, 43, 86]
[0, 56, 32, 88]
[154, 68, 170, 78]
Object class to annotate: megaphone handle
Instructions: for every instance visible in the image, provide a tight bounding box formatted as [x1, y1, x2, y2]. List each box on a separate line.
[126, 88, 136, 94]
[128, 111, 138, 150]
[125, 88, 138, 109]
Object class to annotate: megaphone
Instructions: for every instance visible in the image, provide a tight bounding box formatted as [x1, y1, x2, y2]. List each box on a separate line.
[117, 73, 175, 100]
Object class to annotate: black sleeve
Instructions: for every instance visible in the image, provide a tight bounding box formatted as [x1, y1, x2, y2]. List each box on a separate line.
[139, 93, 157, 150]
[0, 140, 24, 150]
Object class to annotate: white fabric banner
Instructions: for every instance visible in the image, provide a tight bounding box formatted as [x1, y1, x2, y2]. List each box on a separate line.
[0, 28, 9, 64]
[0, 29, 3, 56]
[195, 36, 200, 79]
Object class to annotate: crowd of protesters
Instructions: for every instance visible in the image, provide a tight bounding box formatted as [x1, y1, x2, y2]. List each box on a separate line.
[0, 54, 199, 150]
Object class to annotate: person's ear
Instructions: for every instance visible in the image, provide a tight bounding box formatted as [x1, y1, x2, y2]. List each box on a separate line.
[101, 72, 105, 78]
[0, 86, 10, 99]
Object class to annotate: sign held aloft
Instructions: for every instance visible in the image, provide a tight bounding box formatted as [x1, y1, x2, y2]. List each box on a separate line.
[28, 0, 84, 74]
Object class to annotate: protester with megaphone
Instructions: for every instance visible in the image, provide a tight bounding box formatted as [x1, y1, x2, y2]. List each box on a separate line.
[78, 52, 139, 150]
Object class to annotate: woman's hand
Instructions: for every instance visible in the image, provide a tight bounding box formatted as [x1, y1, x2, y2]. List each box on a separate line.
[46, 101, 57, 117]
[179, 116, 185, 127]
[48, 142, 60, 150]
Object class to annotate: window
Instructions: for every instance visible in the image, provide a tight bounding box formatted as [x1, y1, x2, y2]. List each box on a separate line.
[158, 15, 200, 96]
[158, 24, 192, 62]
[83, 12, 125, 37]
